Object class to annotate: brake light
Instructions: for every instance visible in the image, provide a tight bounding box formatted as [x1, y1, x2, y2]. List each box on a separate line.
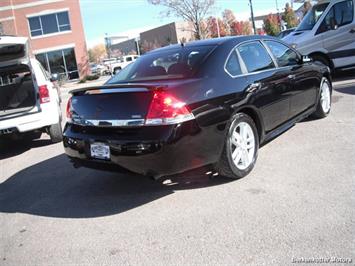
[39, 85, 50, 103]
[66, 97, 72, 121]
[145, 91, 194, 125]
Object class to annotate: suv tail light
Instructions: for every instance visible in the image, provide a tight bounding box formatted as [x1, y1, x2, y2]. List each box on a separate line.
[39, 85, 50, 103]
[145, 91, 194, 125]
[66, 97, 72, 121]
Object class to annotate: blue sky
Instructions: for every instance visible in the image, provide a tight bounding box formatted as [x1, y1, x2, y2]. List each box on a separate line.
[80, 0, 300, 47]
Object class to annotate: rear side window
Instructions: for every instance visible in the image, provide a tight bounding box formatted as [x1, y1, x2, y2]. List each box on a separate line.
[237, 42, 275, 73]
[107, 45, 215, 84]
[265, 41, 299, 67]
[225, 51, 242, 76]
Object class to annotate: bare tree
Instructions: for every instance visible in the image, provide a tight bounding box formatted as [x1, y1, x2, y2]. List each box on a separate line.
[148, 0, 215, 40]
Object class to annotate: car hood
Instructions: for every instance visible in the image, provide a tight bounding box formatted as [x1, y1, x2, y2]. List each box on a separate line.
[282, 30, 310, 45]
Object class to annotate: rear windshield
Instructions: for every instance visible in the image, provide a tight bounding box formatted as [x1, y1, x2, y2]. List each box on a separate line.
[106, 45, 215, 84]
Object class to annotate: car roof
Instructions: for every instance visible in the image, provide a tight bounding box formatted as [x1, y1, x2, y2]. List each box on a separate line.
[146, 35, 277, 54]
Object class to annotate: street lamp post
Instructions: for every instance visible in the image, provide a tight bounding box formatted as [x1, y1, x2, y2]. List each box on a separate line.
[249, 0, 257, 35]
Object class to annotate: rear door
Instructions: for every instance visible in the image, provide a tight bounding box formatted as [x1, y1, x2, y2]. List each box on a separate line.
[263, 40, 318, 118]
[316, 0, 355, 68]
[237, 41, 292, 131]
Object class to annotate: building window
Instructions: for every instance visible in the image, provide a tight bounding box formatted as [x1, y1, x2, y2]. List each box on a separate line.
[28, 11, 71, 37]
[36, 48, 79, 80]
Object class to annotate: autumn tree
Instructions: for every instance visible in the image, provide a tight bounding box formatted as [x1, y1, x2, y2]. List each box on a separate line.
[230, 21, 253, 36]
[263, 14, 280, 36]
[206, 16, 227, 38]
[147, 0, 215, 40]
[282, 3, 298, 29]
[222, 9, 235, 35]
[88, 44, 107, 63]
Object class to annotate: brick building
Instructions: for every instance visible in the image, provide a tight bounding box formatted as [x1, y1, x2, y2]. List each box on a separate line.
[0, 0, 89, 80]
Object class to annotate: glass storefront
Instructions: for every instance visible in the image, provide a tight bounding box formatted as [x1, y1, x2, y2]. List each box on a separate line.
[35, 48, 79, 80]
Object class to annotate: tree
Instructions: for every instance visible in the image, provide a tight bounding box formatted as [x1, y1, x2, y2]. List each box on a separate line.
[147, 0, 215, 40]
[282, 3, 298, 29]
[222, 9, 235, 35]
[88, 44, 107, 63]
[206, 16, 227, 38]
[263, 14, 281, 36]
[230, 21, 253, 36]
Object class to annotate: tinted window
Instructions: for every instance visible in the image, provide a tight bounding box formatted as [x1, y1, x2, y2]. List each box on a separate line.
[41, 14, 58, 35]
[237, 42, 275, 73]
[225, 51, 242, 76]
[28, 11, 71, 37]
[126, 57, 133, 62]
[335, 0, 353, 26]
[318, 0, 354, 33]
[265, 41, 299, 67]
[28, 17, 42, 36]
[106, 46, 215, 84]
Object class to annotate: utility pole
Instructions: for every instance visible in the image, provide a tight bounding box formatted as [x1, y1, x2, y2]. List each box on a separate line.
[249, 0, 257, 35]
[216, 17, 220, 38]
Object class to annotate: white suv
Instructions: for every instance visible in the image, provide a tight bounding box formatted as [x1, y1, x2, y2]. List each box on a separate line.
[283, 0, 355, 71]
[0, 36, 62, 143]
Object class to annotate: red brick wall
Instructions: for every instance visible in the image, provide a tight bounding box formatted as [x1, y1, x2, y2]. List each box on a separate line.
[0, 0, 89, 78]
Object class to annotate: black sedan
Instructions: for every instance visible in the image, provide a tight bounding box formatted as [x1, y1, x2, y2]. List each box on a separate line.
[63, 36, 331, 179]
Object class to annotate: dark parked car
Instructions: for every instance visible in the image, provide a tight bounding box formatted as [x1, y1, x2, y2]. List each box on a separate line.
[63, 36, 332, 179]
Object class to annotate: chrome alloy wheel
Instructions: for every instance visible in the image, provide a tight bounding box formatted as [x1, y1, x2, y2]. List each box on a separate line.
[229, 122, 255, 170]
[320, 80, 331, 113]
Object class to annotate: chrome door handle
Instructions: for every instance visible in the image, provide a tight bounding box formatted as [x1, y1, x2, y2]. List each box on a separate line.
[288, 74, 296, 80]
[350, 28, 355, 33]
[246, 82, 261, 93]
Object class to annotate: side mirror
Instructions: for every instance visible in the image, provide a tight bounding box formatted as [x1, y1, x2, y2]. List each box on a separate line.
[50, 73, 59, 82]
[302, 55, 312, 63]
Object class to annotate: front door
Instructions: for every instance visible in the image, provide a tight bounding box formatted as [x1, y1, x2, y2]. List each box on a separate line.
[316, 0, 355, 68]
[237, 41, 292, 132]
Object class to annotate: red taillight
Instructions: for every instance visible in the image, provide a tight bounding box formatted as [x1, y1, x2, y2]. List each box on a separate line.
[66, 97, 72, 120]
[39, 85, 50, 104]
[145, 91, 194, 125]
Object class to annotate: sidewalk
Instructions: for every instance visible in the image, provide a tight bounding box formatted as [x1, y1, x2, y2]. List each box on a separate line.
[60, 76, 110, 94]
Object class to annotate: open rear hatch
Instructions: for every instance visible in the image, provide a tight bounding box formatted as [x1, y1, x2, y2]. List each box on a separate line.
[0, 36, 37, 118]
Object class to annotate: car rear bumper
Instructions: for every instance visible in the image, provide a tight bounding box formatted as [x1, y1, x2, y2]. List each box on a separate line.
[0, 106, 59, 134]
[63, 120, 225, 178]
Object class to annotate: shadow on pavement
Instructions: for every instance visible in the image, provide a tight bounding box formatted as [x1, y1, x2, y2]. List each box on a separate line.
[0, 137, 53, 160]
[0, 154, 231, 219]
[334, 86, 355, 95]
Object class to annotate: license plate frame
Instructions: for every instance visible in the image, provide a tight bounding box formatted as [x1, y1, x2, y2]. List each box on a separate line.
[90, 142, 110, 160]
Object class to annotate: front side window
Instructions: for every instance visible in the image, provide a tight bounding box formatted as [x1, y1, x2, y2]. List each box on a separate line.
[237, 42, 275, 73]
[318, 0, 354, 33]
[225, 50, 242, 76]
[28, 11, 71, 37]
[106, 45, 215, 84]
[265, 41, 299, 67]
[296, 3, 329, 31]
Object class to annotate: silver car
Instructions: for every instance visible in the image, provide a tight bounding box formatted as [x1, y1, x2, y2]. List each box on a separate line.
[283, 0, 355, 71]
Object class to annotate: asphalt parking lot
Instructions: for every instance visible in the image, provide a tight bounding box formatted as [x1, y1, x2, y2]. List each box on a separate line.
[0, 73, 354, 265]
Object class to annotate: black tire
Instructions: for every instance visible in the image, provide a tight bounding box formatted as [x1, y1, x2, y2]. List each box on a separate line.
[312, 77, 332, 119]
[215, 113, 259, 179]
[48, 122, 63, 143]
